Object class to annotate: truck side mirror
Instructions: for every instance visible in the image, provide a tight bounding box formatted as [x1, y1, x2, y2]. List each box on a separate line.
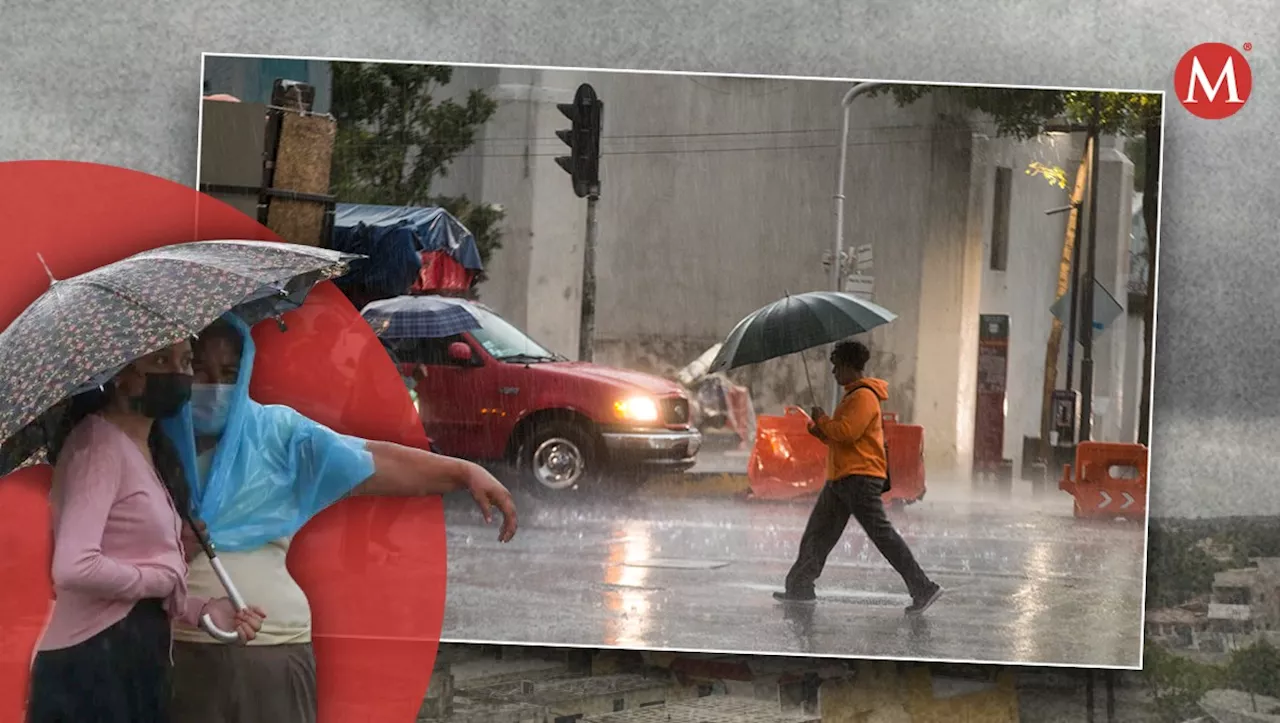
[448, 342, 474, 364]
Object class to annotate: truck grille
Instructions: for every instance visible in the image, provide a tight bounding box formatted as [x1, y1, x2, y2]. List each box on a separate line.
[661, 397, 690, 425]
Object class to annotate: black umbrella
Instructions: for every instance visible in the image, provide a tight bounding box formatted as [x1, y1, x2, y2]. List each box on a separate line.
[0, 239, 360, 643]
[707, 291, 898, 405]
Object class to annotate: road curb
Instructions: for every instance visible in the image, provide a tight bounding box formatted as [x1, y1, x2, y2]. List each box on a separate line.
[638, 472, 751, 499]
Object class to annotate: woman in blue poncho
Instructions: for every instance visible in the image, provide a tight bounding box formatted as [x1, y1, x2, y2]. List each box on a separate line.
[162, 315, 517, 723]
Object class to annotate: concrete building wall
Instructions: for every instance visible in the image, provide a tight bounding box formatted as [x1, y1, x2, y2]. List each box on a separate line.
[435, 71, 993, 476]
[199, 57, 1147, 480]
[977, 132, 1142, 475]
[1089, 140, 1138, 444]
[440, 71, 1143, 479]
[433, 70, 944, 421]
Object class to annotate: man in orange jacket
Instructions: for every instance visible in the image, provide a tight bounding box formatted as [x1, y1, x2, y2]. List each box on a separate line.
[773, 341, 942, 615]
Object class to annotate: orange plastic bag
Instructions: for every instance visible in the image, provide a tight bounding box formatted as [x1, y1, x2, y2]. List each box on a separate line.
[747, 406, 926, 505]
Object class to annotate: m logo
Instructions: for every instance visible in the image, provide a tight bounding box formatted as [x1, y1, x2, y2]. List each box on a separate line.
[1175, 43, 1253, 119]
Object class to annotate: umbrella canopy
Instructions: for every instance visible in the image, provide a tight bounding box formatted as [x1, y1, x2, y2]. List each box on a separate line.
[707, 291, 897, 374]
[0, 240, 359, 475]
[361, 295, 481, 340]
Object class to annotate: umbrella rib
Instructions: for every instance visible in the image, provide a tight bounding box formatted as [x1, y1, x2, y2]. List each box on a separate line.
[77, 277, 198, 333]
[125, 251, 342, 291]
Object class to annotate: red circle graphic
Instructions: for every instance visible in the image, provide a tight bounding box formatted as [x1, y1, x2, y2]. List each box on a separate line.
[0, 161, 446, 723]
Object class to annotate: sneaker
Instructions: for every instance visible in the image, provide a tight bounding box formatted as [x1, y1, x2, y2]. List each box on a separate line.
[905, 583, 943, 615]
[772, 590, 817, 605]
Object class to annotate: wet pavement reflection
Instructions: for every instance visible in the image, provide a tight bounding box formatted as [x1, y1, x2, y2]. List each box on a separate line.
[440, 487, 1146, 668]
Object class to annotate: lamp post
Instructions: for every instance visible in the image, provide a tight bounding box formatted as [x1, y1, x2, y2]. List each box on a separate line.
[830, 81, 881, 408]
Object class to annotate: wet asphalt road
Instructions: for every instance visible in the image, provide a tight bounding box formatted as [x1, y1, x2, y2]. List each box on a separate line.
[439, 486, 1147, 668]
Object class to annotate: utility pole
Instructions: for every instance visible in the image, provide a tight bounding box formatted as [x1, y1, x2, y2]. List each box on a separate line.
[1137, 113, 1161, 446]
[1063, 200, 1083, 399]
[1078, 93, 1102, 441]
[554, 84, 604, 362]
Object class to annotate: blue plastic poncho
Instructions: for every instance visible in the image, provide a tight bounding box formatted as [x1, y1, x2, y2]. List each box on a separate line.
[160, 313, 376, 552]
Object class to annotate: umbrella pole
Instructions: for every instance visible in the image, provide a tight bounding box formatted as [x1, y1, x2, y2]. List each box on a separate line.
[801, 352, 817, 409]
[178, 509, 250, 644]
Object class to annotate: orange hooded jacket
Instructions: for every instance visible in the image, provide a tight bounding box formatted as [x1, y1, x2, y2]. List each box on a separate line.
[813, 377, 889, 481]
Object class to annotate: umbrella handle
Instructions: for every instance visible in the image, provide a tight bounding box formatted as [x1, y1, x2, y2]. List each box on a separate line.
[199, 555, 250, 644]
[181, 515, 252, 645]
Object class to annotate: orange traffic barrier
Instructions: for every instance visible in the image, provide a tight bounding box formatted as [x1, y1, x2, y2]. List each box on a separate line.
[1058, 441, 1148, 520]
[883, 413, 927, 505]
[746, 406, 926, 505]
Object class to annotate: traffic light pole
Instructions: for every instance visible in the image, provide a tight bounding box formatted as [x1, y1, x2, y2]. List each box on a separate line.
[555, 83, 603, 362]
[579, 188, 600, 362]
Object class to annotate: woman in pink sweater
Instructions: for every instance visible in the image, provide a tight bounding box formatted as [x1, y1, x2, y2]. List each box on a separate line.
[25, 341, 266, 723]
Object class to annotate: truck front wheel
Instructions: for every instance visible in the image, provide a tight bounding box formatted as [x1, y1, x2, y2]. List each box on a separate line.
[519, 421, 598, 495]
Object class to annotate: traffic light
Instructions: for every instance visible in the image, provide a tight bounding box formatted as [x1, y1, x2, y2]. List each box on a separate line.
[555, 83, 603, 198]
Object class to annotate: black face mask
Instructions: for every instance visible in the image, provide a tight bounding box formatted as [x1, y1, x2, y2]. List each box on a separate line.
[130, 372, 194, 419]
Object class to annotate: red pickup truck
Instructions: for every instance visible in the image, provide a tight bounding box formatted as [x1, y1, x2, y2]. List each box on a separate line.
[385, 300, 702, 494]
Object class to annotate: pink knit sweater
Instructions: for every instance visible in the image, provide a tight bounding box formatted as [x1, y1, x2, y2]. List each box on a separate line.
[37, 415, 208, 651]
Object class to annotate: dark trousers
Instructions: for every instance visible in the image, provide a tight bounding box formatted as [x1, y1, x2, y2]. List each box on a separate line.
[785, 475, 933, 598]
[27, 598, 172, 723]
[171, 641, 317, 723]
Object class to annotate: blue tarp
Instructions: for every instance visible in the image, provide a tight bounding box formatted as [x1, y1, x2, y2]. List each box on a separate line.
[330, 203, 484, 298]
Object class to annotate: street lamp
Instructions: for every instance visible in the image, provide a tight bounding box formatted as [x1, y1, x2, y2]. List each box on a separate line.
[829, 81, 881, 407]
[831, 82, 882, 293]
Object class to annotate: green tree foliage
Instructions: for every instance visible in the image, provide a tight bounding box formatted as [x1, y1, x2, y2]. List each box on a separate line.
[1217, 517, 1280, 560]
[1145, 520, 1225, 608]
[329, 62, 505, 274]
[1228, 639, 1280, 711]
[1143, 644, 1225, 721]
[870, 86, 1160, 138]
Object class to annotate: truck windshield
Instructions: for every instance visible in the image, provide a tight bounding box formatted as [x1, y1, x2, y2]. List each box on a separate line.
[471, 307, 561, 362]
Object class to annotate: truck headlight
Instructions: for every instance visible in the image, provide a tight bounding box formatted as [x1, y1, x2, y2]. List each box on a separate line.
[615, 396, 659, 423]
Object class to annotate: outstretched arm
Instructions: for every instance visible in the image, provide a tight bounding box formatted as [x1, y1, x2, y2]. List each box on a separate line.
[354, 441, 518, 543]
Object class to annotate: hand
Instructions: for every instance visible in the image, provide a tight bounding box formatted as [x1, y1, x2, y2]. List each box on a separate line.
[807, 424, 827, 440]
[181, 520, 208, 562]
[810, 406, 827, 420]
[411, 364, 429, 384]
[203, 598, 267, 645]
[465, 467, 518, 543]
